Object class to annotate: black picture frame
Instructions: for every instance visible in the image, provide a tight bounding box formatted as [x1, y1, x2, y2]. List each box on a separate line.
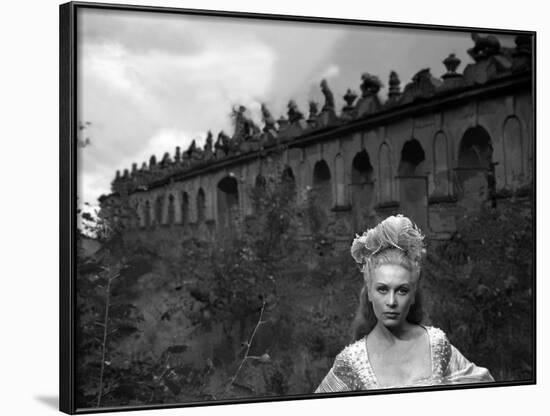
[60, 2, 536, 414]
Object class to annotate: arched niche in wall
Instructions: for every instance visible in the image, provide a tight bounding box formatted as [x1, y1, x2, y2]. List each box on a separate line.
[433, 131, 450, 196]
[312, 159, 333, 210]
[456, 125, 494, 205]
[311, 159, 333, 232]
[352, 150, 374, 184]
[217, 176, 239, 233]
[458, 126, 493, 169]
[255, 174, 267, 188]
[281, 166, 295, 184]
[398, 138, 426, 176]
[281, 165, 297, 202]
[131, 201, 140, 229]
[378, 143, 393, 202]
[181, 191, 190, 225]
[144, 200, 151, 228]
[137, 202, 145, 228]
[503, 116, 523, 188]
[154, 195, 163, 226]
[351, 149, 375, 231]
[197, 188, 206, 223]
[167, 194, 175, 225]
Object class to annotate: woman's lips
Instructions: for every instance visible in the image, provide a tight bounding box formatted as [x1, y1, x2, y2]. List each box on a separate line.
[383, 312, 400, 318]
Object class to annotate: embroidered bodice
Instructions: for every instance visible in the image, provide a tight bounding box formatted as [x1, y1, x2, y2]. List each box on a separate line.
[315, 326, 493, 392]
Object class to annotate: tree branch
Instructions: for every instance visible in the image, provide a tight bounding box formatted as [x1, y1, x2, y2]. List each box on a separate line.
[227, 300, 267, 390]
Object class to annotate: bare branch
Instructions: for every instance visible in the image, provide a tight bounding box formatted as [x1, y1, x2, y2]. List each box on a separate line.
[226, 300, 267, 391]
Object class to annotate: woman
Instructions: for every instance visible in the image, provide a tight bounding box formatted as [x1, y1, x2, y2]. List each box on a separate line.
[315, 215, 494, 392]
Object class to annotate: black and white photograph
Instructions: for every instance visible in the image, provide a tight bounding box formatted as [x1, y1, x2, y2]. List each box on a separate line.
[59, 1, 535, 413]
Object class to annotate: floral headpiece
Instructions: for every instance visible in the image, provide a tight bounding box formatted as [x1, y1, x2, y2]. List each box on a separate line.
[350, 214, 425, 268]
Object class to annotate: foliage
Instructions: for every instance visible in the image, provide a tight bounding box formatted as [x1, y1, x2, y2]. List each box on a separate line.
[423, 198, 533, 381]
[75, 164, 534, 407]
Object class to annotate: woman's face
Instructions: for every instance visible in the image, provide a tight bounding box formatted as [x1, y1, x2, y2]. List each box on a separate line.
[367, 264, 417, 330]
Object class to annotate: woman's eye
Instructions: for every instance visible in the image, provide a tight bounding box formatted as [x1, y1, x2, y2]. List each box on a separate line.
[398, 288, 409, 295]
[377, 287, 387, 293]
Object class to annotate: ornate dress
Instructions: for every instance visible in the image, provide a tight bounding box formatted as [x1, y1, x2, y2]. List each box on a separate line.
[315, 326, 494, 392]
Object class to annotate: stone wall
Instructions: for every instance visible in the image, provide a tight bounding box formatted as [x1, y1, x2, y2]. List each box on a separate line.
[101, 34, 533, 241]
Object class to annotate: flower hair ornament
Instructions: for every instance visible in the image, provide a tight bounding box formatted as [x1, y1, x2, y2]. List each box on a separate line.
[350, 214, 425, 270]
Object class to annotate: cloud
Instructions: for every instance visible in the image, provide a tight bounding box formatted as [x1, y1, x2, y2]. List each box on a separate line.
[78, 8, 204, 56]
[78, 22, 280, 204]
[319, 64, 341, 80]
[77, 10, 345, 205]
[77, 9, 517, 207]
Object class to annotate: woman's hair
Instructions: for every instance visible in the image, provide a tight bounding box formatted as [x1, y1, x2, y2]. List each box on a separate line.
[349, 215, 426, 341]
[350, 215, 425, 271]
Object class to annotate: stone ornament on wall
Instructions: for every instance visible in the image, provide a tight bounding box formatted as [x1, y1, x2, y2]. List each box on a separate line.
[103, 32, 532, 243]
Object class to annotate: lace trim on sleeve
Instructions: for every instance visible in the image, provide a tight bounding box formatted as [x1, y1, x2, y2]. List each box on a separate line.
[315, 339, 372, 392]
[426, 326, 452, 380]
[335, 338, 374, 390]
[315, 367, 351, 393]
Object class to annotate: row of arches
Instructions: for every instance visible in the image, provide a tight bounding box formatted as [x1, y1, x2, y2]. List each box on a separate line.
[139, 189, 200, 228]
[132, 119, 525, 233]
[136, 177, 241, 231]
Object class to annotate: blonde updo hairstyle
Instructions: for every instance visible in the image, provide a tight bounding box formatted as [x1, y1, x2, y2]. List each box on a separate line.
[350, 215, 426, 340]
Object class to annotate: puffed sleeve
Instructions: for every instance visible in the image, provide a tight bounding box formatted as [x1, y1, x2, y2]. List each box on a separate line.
[444, 345, 495, 384]
[315, 352, 361, 393]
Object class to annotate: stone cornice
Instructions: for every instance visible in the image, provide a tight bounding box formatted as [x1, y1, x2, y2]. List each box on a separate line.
[107, 70, 531, 199]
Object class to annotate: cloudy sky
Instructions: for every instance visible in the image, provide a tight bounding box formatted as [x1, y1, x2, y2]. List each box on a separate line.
[76, 7, 516, 208]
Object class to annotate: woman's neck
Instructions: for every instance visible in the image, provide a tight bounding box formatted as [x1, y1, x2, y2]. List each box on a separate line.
[372, 321, 417, 342]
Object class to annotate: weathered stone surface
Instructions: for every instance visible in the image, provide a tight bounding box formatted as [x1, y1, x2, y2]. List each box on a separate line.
[462, 55, 513, 85]
[307, 101, 319, 127]
[387, 70, 401, 104]
[315, 110, 340, 129]
[356, 95, 381, 117]
[320, 79, 335, 112]
[354, 73, 383, 117]
[232, 105, 260, 141]
[341, 89, 358, 120]
[400, 68, 443, 104]
[106, 34, 532, 244]
[467, 33, 501, 62]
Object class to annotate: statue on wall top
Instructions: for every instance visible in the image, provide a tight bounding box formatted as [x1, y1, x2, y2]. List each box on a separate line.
[160, 152, 172, 167]
[180, 148, 191, 169]
[204, 131, 213, 152]
[149, 155, 157, 169]
[185, 139, 204, 164]
[231, 105, 260, 140]
[186, 140, 196, 157]
[442, 54, 462, 79]
[343, 89, 358, 111]
[203, 131, 214, 161]
[215, 131, 230, 159]
[320, 79, 335, 112]
[261, 103, 277, 132]
[308, 101, 319, 123]
[360, 73, 383, 97]
[388, 70, 402, 100]
[287, 100, 304, 123]
[468, 33, 501, 62]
